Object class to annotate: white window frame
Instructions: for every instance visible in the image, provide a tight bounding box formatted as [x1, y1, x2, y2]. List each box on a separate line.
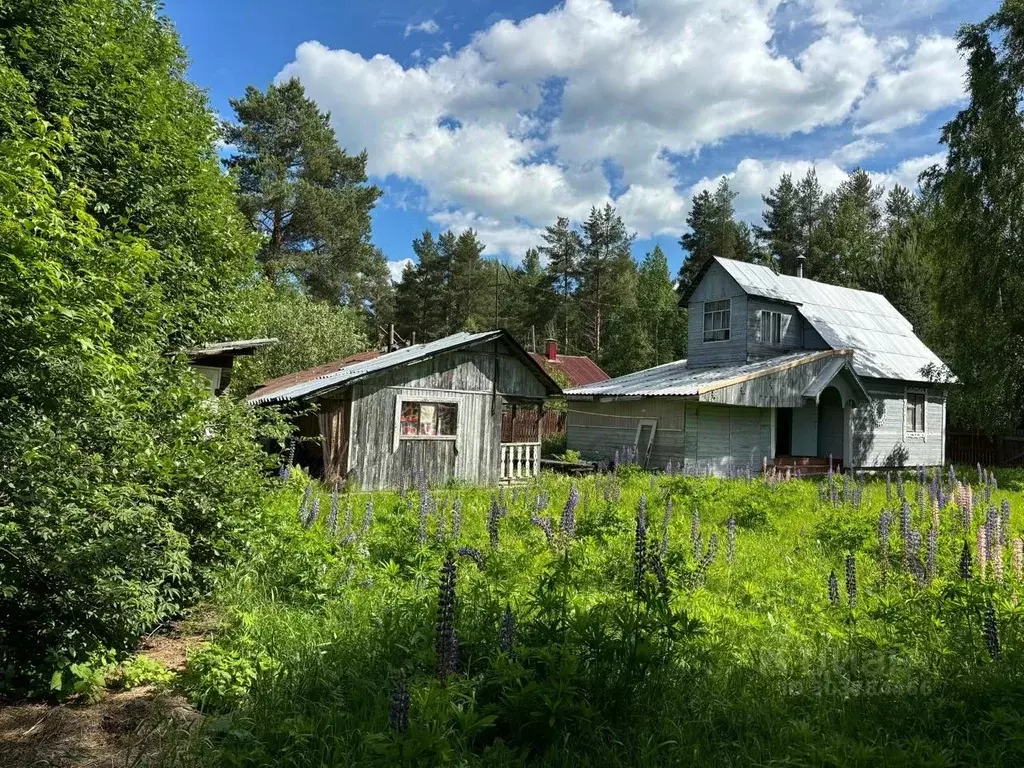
[759, 310, 783, 345]
[393, 395, 459, 451]
[193, 365, 222, 397]
[904, 389, 926, 439]
[702, 299, 732, 343]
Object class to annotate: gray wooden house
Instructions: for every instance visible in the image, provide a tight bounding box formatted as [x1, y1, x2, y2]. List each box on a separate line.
[566, 257, 953, 473]
[248, 330, 562, 490]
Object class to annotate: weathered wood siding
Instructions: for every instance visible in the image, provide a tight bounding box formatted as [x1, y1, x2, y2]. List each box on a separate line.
[687, 262, 748, 369]
[791, 403, 818, 455]
[700, 354, 838, 407]
[746, 299, 802, 360]
[850, 381, 946, 467]
[567, 399, 772, 474]
[344, 344, 548, 490]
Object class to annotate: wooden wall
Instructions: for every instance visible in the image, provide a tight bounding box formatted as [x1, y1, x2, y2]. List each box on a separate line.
[343, 341, 548, 490]
[567, 399, 772, 474]
[850, 381, 946, 467]
[687, 263, 749, 368]
[746, 299, 803, 360]
[700, 354, 838, 407]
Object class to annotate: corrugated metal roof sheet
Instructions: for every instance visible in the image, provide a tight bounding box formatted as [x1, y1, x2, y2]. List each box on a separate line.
[247, 330, 561, 405]
[565, 350, 835, 398]
[528, 352, 610, 388]
[714, 258, 950, 382]
[247, 350, 382, 403]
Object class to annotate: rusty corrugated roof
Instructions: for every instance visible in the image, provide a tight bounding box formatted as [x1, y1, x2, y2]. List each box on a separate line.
[247, 349, 381, 403]
[529, 352, 610, 388]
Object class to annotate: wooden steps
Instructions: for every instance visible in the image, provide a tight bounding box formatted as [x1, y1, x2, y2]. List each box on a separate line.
[773, 456, 842, 476]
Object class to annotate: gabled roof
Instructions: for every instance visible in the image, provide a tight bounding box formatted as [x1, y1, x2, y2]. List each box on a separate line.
[247, 330, 562, 406]
[566, 349, 854, 399]
[528, 352, 610, 388]
[684, 257, 950, 383]
[247, 350, 382, 403]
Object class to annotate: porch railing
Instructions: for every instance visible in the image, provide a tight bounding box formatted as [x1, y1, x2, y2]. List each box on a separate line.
[500, 442, 541, 481]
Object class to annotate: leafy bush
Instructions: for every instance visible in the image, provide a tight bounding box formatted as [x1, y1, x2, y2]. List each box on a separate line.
[117, 655, 176, 690]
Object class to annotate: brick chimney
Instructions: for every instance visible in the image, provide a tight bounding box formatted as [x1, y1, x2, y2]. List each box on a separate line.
[545, 338, 558, 361]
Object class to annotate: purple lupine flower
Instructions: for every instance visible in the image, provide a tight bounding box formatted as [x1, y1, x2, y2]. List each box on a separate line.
[499, 604, 516, 654]
[343, 499, 354, 535]
[634, 496, 648, 595]
[418, 492, 431, 545]
[603, 481, 612, 504]
[985, 508, 998, 566]
[435, 552, 459, 679]
[279, 439, 297, 480]
[561, 485, 579, 540]
[927, 526, 938, 580]
[661, 497, 673, 558]
[487, 495, 502, 549]
[692, 533, 704, 564]
[1013, 538, 1024, 581]
[451, 497, 463, 541]
[828, 570, 840, 607]
[886, 472, 892, 503]
[897, 471, 905, 500]
[298, 484, 312, 521]
[457, 545, 485, 571]
[1001, 499, 1011, 547]
[984, 602, 1001, 661]
[977, 527, 988, 579]
[304, 497, 321, 529]
[727, 514, 737, 564]
[900, 500, 912, 546]
[878, 511, 892, 583]
[390, 679, 410, 733]
[326, 488, 340, 534]
[906, 530, 922, 562]
[959, 541, 973, 580]
[977, 463, 984, 486]
[359, 498, 374, 539]
[690, 508, 700, 558]
[531, 513, 554, 544]
[845, 553, 858, 608]
[693, 534, 718, 585]
[648, 549, 668, 590]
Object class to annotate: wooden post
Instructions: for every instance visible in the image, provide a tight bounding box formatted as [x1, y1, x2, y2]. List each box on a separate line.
[388, 323, 395, 351]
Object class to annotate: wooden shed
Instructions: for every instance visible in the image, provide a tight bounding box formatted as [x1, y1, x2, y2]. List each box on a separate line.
[248, 330, 562, 490]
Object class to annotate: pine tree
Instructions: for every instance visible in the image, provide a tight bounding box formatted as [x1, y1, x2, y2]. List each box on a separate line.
[636, 246, 685, 367]
[678, 177, 753, 295]
[578, 204, 636, 363]
[819, 169, 884, 288]
[224, 79, 383, 305]
[796, 168, 826, 278]
[756, 173, 803, 276]
[539, 217, 583, 352]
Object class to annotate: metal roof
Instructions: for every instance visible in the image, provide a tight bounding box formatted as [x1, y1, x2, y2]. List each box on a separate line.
[528, 352, 610, 388]
[247, 350, 383, 403]
[565, 350, 839, 399]
[177, 338, 278, 358]
[713, 258, 951, 383]
[248, 330, 561, 405]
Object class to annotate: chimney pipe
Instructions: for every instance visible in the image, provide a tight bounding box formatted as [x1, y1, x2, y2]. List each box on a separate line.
[545, 338, 558, 362]
[796, 255, 805, 279]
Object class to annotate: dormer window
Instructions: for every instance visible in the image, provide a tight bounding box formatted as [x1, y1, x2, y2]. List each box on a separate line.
[703, 299, 731, 342]
[760, 310, 783, 345]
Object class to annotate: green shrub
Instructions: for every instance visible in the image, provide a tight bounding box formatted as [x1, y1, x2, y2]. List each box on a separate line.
[116, 655, 176, 690]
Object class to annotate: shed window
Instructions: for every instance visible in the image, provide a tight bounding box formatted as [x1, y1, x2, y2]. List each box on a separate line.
[760, 311, 783, 345]
[400, 401, 458, 437]
[703, 299, 731, 342]
[906, 392, 925, 433]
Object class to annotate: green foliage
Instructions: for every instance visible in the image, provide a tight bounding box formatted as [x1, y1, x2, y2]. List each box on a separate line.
[227, 283, 369, 395]
[163, 470, 1024, 765]
[0, 2, 286, 695]
[678, 177, 757, 295]
[116, 654, 176, 690]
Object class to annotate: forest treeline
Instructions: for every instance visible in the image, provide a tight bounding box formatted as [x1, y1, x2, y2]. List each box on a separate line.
[2, 0, 1024, 694]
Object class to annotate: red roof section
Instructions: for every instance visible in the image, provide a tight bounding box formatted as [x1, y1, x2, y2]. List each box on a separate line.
[248, 350, 381, 401]
[529, 352, 609, 388]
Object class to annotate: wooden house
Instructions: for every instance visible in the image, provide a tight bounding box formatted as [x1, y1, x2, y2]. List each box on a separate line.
[248, 330, 562, 490]
[566, 257, 953, 473]
[179, 338, 277, 396]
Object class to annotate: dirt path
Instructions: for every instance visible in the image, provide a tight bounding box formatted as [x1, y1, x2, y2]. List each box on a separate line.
[0, 611, 219, 767]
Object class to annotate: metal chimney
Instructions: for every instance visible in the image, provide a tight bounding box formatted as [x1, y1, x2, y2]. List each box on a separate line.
[796, 255, 806, 279]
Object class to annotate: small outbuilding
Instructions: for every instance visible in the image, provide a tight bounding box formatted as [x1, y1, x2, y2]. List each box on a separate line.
[248, 330, 562, 490]
[178, 338, 277, 397]
[566, 257, 953, 474]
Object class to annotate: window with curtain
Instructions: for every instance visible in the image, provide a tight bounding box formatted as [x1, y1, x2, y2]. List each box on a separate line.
[703, 299, 731, 342]
[400, 401, 458, 437]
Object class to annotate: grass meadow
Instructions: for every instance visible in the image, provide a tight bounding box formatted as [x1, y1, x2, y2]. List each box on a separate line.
[158, 467, 1024, 767]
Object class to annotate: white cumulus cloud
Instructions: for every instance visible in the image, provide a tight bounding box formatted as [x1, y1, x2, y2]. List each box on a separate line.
[404, 19, 440, 37]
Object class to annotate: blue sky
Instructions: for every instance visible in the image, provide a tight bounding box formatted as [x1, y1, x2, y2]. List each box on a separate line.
[167, 0, 997, 279]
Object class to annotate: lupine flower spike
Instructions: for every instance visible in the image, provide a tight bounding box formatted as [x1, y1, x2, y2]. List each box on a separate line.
[435, 552, 459, 679]
[828, 571, 840, 607]
[727, 514, 737, 564]
[298, 484, 312, 521]
[327, 488, 340, 534]
[359, 498, 374, 539]
[561, 485, 579, 540]
[959, 541, 973, 580]
[499, 604, 516, 654]
[457, 546, 486, 571]
[634, 496, 648, 595]
[977, 527, 988, 580]
[451, 497, 463, 541]
[984, 602, 1002, 661]
[304, 497, 320, 529]
[660, 497, 673, 558]
[845, 553, 858, 608]
[1013, 538, 1024, 581]
[390, 679, 410, 733]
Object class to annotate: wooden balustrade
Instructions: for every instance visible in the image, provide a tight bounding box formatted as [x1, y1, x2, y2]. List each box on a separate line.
[500, 442, 541, 481]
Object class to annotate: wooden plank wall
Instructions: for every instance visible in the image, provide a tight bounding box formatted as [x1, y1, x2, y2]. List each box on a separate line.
[700, 354, 836, 407]
[687, 262, 749, 368]
[344, 345, 548, 490]
[746, 299, 803, 360]
[850, 381, 945, 467]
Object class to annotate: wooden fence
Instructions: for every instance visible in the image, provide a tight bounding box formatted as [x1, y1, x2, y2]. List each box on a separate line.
[946, 430, 1024, 468]
[500, 408, 566, 443]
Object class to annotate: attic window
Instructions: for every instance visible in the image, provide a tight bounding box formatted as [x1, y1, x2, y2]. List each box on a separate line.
[760, 311, 783, 345]
[400, 401, 458, 438]
[703, 299, 731, 342]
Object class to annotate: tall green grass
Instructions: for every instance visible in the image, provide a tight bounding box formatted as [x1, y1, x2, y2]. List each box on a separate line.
[164, 468, 1024, 766]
